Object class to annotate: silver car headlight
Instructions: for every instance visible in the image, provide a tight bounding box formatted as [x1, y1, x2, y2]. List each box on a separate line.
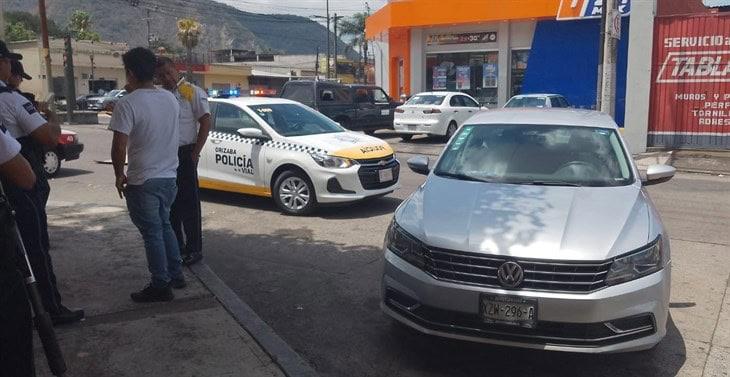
[606, 237, 664, 286]
[309, 152, 356, 169]
[385, 220, 427, 269]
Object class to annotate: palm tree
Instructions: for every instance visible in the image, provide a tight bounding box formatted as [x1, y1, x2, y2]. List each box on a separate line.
[176, 18, 202, 80]
[338, 13, 367, 82]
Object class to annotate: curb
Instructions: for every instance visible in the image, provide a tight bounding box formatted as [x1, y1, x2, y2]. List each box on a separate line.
[190, 263, 319, 377]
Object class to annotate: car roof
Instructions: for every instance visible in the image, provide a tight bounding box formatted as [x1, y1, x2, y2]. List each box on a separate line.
[466, 109, 618, 129]
[411, 91, 463, 96]
[509, 93, 563, 98]
[209, 96, 299, 106]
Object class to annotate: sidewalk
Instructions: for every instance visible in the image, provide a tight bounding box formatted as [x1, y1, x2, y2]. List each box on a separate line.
[634, 150, 730, 175]
[33, 202, 286, 377]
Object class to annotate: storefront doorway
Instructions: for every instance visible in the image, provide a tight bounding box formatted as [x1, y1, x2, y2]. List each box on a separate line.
[426, 51, 499, 107]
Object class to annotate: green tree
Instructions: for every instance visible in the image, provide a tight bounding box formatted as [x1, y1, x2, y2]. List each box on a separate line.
[5, 11, 64, 40]
[176, 18, 202, 80]
[338, 12, 367, 82]
[69, 10, 101, 41]
[5, 22, 36, 42]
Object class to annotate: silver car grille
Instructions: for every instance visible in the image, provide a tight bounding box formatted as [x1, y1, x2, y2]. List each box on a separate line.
[424, 248, 612, 293]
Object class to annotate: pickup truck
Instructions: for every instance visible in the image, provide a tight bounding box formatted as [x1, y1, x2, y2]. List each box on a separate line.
[280, 80, 400, 135]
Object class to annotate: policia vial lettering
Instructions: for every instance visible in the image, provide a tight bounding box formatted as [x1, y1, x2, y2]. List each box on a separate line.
[214, 147, 254, 175]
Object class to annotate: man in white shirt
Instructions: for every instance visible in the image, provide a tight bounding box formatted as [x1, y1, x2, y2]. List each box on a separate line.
[155, 56, 210, 266]
[0, 127, 36, 376]
[0, 40, 84, 326]
[110, 47, 184, 302]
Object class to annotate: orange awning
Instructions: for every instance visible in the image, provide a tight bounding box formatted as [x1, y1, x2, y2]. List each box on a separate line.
[366, 0, 563, 39]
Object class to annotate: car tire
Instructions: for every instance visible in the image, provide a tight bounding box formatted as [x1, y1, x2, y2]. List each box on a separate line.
[44, 150, 61, 178]
[400, 135, 413, 142]
[444, 122, 458, 141]
[273, 170, 317, 216]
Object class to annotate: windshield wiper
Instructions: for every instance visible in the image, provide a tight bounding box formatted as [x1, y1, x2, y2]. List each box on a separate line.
[513, 180, 584, 187]
[435, 172, 495, 183]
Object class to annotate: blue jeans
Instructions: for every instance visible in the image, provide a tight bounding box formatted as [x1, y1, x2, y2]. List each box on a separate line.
[125, 178, 183, 288]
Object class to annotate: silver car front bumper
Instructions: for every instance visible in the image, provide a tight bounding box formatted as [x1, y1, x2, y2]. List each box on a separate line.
[381, 248, 671, 353]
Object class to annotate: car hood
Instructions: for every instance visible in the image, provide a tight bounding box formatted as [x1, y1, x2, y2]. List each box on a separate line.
[287, 132, 394, 160]
[395, 176, 652, 261]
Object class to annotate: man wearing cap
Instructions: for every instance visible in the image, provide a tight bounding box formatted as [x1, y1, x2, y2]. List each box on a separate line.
[0, 40, 84, 325]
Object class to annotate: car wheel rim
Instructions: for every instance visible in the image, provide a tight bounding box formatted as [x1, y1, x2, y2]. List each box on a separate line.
[448, 124, 456, 137]
[279, 177, 310, 211]
[44, 151, 59, 174]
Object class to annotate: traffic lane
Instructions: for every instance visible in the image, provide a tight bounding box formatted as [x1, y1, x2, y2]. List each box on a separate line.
[202, 170, 727, 377]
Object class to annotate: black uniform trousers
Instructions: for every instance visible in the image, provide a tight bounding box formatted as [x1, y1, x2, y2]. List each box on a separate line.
[2, 137, 63, 315]
[170, 144, 203, 256]
[0, 266, 35, 377]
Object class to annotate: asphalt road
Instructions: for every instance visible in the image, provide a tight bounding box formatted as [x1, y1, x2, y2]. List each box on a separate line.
[50, 125, 730, 377]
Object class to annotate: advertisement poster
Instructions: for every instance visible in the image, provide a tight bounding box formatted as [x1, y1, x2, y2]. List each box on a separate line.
[649, 15, 730, 148]
[433, 67, 447, 90]
[456, 66, 471, 90]
[482, 63, 498, 88]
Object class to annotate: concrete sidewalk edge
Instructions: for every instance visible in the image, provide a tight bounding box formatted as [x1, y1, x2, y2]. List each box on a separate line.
[190, 263, 319, 377]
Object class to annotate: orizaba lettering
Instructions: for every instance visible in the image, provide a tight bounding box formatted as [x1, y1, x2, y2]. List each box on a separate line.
[23, 102, 37, 115]
[360, 145, 386, 154]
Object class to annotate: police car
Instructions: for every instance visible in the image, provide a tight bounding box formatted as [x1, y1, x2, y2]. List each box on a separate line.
[199, 97, 400, 215]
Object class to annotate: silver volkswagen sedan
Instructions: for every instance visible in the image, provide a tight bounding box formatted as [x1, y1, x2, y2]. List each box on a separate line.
[382, 109, 676, 353]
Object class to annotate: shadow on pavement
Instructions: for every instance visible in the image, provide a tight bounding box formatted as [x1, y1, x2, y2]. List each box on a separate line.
[51, 168, 94, 179]
[199, 189, 401, 219]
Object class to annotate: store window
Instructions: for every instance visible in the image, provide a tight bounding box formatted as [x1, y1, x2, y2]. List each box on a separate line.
[426, 51, 499, 107]
[511, 50, 530, 97]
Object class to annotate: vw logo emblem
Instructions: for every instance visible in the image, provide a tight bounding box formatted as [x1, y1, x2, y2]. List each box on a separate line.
[497, 261, 524, 288]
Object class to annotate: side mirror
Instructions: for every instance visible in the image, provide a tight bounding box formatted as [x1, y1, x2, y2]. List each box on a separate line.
[321, 90, 334, 101]
[643, 164, 676, 186]
[407, 156, 430, 176]
[237, 128, 268, 139]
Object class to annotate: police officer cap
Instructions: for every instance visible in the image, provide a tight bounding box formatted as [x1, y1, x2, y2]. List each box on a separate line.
[0, 40, 22, 60]
[11, 60, 32, 80]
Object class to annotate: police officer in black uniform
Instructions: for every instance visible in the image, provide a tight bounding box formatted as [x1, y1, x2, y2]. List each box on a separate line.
[0, 120, 37, 377]
[0, 40, 83, 326]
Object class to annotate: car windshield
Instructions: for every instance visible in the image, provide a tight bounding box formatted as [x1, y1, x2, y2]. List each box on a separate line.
[106, 90, 122, 98]
[249, 103, 345, 137]
[406, 95, 446, 106]
[505, 96, 547, 108]
[433, 124, 634, 187]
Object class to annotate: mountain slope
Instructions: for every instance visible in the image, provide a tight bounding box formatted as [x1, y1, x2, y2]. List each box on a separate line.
[6, 0, 352, 58]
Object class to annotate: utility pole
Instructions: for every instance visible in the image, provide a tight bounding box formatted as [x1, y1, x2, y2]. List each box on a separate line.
[39, 0, 55, 104]
[315, 46, 320, 79]
[63, 34, 76, 124]
[325, 0, 331, 79]
[146, 9, 152, 49]
[364, 2, 371, 84]
[0, 0, 5, 39]
[596, 3, 607, 110]
[333, 13, 344, 80]
[600, 0, 620, 117]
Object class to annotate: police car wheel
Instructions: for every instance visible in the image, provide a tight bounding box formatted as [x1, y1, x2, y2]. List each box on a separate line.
[273, 170, 317, 216]
[44, 150, 61, 177]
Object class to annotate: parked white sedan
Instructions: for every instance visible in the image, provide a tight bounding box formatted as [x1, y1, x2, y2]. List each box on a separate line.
[393, 92, 484, 141]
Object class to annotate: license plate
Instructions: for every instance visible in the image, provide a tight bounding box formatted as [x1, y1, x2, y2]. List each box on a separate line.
[381, 109, 390, 116]
[407, 125, 417, 130]
[378, 168, 394, 183]
[480, 294, 537, 328]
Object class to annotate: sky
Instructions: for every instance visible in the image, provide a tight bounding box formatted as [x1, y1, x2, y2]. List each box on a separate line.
[213, 0, 388, 17]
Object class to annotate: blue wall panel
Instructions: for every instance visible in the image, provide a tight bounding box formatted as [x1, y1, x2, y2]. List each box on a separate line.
[522, 18, 630, 126]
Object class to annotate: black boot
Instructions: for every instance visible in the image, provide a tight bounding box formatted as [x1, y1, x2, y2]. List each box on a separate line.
[130, 285, 173, 303]
[51, 305, 85, 326]
[182, 252, 203, 266]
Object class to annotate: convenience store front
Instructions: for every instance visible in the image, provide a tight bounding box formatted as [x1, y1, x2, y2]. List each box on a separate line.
[366, 0, 630, 123]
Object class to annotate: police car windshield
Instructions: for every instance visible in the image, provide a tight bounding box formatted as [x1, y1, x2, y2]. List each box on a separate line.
[250, 104, 345, 137]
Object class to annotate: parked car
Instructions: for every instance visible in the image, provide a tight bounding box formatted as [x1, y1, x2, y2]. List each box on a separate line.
[382, 108, 676, 353]
[393, 92, 485, 141]
[504, 94, 571, 108]
[87, 89, 126, 111]
[198, 97, 400, 215]
[280, 80, 400, 135]
[44, 129, 84, 177]
[75, 93, 100, 110]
